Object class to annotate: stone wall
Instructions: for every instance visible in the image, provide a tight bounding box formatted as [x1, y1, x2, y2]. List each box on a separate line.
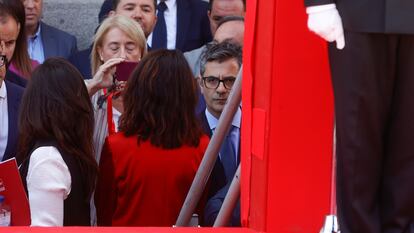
[43, 0, 104, 50]
[43, 0, 209, 50]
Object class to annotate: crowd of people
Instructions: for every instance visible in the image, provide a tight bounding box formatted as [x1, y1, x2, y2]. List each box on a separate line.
[0, 0, 245, 227]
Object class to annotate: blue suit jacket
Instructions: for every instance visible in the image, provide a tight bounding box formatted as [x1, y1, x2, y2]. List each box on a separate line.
[175, 0, 212, 52]
[5, 69, 27, 88]
[2, 81, 24, 161]
[41, 21, 78, 60]
[199, 112, 241, 226]
[204, 183, 241, 226]
[199, 111, 240, 197]
[69, 46, 92, 80]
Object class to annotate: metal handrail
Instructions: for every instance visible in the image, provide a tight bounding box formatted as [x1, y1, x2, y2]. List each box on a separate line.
[213, 165, 241, 227]
[319, 124, 340, 233]
[175, 66, 243, 226]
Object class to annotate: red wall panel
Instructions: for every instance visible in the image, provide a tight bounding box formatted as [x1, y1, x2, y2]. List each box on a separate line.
[242, 0, 335, 232]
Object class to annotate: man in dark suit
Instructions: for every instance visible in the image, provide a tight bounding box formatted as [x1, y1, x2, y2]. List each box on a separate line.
[194, 16, 245, 116]
[69, 0, 113, 80]
[23, 0, 77, 63]
[198, 41, 242, 226]
[148, 0, 212, 52]
[305, 1, 414, 232]
[110, 0, 158, 39]
[0, 58, 24, 162]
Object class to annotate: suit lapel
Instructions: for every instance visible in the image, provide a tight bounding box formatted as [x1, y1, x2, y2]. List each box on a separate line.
[40, 22, 56, 59]
[176, 0, 191, 49]
[3, 82, 20, 161]
[199, 110, 227, 197]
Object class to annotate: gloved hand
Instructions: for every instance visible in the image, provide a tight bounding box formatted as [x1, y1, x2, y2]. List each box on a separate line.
[306, 3, 345, 50]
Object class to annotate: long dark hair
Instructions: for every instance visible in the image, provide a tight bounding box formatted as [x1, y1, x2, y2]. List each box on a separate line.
[119, 49, 203, 149]
[17, 58, 98, 199]
[0, 0, 32, 77]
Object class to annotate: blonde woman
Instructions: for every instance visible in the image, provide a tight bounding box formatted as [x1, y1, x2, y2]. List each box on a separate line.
[86, 15, 147, 163]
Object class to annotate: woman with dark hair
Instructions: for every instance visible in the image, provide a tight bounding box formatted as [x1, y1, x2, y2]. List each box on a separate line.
[95, 50, 209, 226]
[18, 58, 98, 226]
[0, 0, 35, 82]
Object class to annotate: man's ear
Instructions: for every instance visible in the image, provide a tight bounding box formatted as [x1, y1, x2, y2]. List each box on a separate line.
[109, 10, 116, 17]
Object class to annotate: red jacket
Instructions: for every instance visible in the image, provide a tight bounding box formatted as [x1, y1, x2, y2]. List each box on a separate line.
[95, 133, 209, 226]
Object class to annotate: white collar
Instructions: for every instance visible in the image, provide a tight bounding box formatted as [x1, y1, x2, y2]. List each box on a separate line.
[30, 23, 42, 40]
[205, 107, 241, 131]
[0, 80, 7, 99]
[158, 0, 176, 9]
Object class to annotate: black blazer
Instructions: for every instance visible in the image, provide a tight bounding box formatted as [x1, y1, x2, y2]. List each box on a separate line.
[304, 0, 414, 34]
[2, 80, 24, 161]
[175, 0, 212, 52]
[41, 21, 78, 60]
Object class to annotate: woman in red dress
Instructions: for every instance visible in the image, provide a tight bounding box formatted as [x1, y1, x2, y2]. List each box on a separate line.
[95, 49, 209, 226]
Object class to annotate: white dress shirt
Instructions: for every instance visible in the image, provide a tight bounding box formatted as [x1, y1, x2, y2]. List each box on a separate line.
[148, 0, 177, 49]
[0, 80, 8, 161]
[27, 24, 45, 64]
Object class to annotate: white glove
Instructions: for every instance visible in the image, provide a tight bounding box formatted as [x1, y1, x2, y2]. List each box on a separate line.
[306, 4, 345, 50]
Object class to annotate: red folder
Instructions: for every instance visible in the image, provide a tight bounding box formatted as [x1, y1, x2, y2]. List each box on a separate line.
[0, 158, 31, 226]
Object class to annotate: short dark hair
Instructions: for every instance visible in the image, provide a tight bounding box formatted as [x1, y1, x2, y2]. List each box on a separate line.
[120, 49, 203, 149]
[99, 0, 113, 23]
[217, 15, 244, 29]
[0, 0, 32, 77]
[17, 58, 98, 200]
[112, 0, 157, 11]
[209, 0, 246, 11]
[200, 41, 243, 76]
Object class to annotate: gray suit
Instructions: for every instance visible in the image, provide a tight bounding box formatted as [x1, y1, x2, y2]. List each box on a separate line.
[40, 21, 77, 60]
[184, 45, 206, 77]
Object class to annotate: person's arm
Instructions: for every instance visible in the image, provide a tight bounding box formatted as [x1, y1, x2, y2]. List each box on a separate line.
[26, 146, 71, 226]
[204, 183, 230, 226]
[305, 3, 345, 49]
[86, 57, 125, 97]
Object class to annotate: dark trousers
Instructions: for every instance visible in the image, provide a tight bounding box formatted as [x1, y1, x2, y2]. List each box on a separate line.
[329, 31, 414, 233]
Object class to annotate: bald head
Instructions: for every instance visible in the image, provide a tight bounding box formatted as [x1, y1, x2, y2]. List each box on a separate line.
[208, 0, 245, 35]
[214, 19, 245, 46]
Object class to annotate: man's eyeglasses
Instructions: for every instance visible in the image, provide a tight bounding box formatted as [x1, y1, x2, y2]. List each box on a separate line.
[202, 76, 236, 90]
[0, 55, 7, 68]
